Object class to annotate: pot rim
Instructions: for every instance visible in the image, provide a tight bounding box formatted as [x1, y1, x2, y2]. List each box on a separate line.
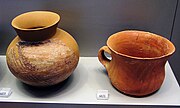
[107, 30, 176, 60]
[11, 11, 60, 31]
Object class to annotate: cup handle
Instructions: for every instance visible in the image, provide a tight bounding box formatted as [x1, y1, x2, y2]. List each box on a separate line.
[98, 46, 112, 68]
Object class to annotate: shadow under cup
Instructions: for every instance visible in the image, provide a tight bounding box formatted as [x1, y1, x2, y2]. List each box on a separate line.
[108, 31, 175, 59]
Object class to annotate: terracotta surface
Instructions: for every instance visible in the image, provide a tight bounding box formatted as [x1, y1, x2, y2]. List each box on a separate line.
[6, 11, 79, 87]
[98, 30, 175, 97]
[11, 11, 60, 41]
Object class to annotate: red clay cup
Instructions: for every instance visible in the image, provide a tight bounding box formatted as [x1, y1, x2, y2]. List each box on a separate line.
[98, 30, 175, 97]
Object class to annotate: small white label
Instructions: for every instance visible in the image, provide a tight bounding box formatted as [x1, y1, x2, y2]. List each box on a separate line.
[96, 90, 109, 100]
[0, 88, 12, 97]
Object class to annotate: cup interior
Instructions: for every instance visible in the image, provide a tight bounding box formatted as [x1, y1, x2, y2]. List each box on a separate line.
[107, 31, 175, 58]
[12, 11, 60, 30]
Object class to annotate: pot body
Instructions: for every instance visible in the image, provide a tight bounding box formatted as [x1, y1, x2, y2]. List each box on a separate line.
[107, 51, 167, 96]
[98, 30, 175, 96]
[6, 11, 79, 87]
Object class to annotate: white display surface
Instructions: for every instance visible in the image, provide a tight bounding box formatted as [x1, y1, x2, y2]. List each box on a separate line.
[0, 56, 179, 106]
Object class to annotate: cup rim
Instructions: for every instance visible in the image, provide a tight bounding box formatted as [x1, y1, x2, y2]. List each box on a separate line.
[107, 30, 176, 60]
[11, 11, 60, 31]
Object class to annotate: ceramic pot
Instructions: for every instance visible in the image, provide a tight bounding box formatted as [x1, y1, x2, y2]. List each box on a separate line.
[6, 11, 79, 87]
[98, 30, 175, 97]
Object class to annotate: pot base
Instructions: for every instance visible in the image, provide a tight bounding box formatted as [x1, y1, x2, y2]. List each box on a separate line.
[111, 82, 160, 97]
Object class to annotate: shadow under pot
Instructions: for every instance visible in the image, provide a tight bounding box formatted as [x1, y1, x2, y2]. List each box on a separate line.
[98, 30, 175, 97]
[6, 11, 80, 87]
